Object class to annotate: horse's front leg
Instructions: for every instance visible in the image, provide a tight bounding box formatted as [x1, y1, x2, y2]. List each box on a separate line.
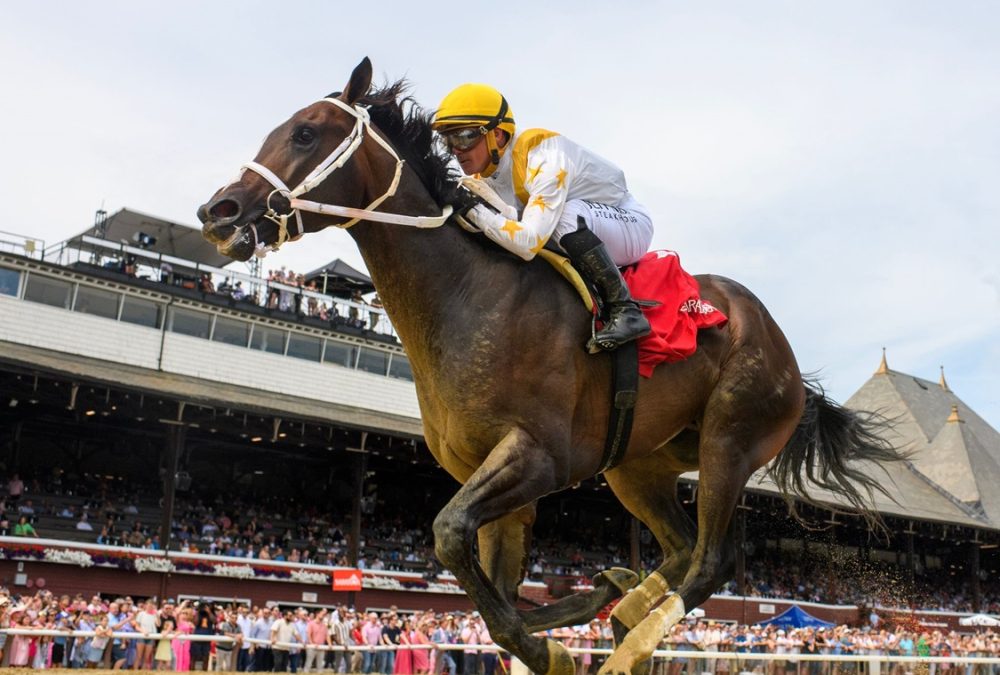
[479, 508, 639, 633]
[434, 427, 575, 675]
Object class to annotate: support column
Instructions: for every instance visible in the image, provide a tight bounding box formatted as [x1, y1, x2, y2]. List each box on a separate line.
[349, 445, 368, 608]
[350, 450, 367, 567]
[159, 423, 184, 601]
[971, 541, 981, 612]
[735, 507, 747, 597]
[10, 421, 22, 469]
[630, 517, 641, 573]
[905, 524, 915, 582]
[159, 424, 185, 550]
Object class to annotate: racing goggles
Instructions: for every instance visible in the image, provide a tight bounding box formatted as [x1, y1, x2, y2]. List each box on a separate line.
[438, 127, 486, 153]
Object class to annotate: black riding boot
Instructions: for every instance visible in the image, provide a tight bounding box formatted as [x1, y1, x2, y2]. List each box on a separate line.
[561, 227, 651, 352]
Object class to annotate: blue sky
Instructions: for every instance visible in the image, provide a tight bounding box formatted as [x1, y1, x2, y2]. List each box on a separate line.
[1, 1, 997, 428]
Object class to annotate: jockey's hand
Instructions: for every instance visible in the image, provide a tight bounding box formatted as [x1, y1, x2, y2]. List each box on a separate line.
[460, 178, 517, 221]
[452, 185, 480, 218]
[464, 203, 504, 233]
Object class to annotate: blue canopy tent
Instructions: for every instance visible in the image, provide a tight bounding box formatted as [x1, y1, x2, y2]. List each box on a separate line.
[758, 605, 834, 629]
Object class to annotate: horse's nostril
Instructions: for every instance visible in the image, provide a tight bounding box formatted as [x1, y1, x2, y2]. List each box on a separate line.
[209, 199, 240, 220]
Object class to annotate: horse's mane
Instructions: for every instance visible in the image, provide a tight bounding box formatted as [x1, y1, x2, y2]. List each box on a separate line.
[329, 81, 461, 207]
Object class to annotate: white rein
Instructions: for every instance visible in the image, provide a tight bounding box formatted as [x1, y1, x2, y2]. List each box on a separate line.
[237, 97, 452, 257]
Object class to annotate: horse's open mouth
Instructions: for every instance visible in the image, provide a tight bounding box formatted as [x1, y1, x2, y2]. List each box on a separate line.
[215, 222, 259, 261]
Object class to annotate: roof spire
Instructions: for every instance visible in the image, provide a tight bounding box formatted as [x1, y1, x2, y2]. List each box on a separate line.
[947, 405, 963, 424]
[939, 366, 950, 392]
[876, 347, 889, 375]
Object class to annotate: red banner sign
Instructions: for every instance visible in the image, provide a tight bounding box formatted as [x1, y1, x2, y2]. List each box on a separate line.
[332, 569, 363, 591]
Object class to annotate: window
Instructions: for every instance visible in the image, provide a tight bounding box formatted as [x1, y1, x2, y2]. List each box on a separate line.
[23, 275, 72, 309]
[212, 316, 250, 347]
[388, 354, 413, 381]
[287, 334, 321, 362]
[357, 347, 389, 375]
[250, 326, 286, 354]
[323, 340, 358, 368]
[168, 307, 211, 338]
[73, 286, 120, 319]
[120, 296, 162, 329]
[0, 267, 21, 297]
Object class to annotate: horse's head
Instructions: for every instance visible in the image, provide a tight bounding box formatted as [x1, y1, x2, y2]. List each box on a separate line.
[198, 58, 376, 261]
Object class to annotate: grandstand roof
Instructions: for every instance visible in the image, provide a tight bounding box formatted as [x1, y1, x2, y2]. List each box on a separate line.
[845, 351, 1000, 528]
[66, 208, 233, 268]
[722, 352, 1000, 531]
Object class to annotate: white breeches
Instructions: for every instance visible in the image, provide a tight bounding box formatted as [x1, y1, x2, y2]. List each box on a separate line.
[552, 193, 654, 266]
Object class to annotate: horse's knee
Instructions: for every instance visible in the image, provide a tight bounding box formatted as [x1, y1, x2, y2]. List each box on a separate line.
[433, 509, 470, 568]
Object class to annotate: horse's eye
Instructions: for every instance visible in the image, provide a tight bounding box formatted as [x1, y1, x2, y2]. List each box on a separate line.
[293, 126, 317, 146]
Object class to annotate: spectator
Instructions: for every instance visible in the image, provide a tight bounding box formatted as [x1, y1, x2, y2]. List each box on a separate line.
[271, 609, 298, 672]
[6, 473, 23, 504]
[14, 515, 38, 538]
[76, 513, 94, 531]
[217, 608, 240, 672]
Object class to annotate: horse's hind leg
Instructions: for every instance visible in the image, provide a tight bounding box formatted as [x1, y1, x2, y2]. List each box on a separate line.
[479, 509, 639, 633]
[603, 448, 698, 644]
[600, 372, 803, 675]
[434, 427, 576, 675]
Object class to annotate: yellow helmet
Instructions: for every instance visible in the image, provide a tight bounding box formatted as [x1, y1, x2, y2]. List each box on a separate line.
[432, 83, 515, 136]
[433, 84, 515, 177]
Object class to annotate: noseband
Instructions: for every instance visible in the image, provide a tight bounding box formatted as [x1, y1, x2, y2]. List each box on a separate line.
[237, 97, 452, 257]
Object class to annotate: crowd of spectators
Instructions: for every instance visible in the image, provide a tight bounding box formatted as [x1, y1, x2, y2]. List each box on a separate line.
[1, 587, 999, 673]
[101, 253, 387, 335]
[4, 471, 1000, 617]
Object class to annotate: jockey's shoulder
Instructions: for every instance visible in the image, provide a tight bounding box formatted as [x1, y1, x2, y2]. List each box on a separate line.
[512, 128, 561, 155]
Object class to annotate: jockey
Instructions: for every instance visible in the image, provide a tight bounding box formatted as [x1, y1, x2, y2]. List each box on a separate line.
[432, 83, 653, 352]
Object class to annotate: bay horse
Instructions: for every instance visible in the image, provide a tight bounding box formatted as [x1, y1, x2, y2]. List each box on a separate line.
[198, 58, 899, 675]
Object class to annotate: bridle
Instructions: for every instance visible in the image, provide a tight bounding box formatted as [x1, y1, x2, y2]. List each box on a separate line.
[236, 97, 452, 257]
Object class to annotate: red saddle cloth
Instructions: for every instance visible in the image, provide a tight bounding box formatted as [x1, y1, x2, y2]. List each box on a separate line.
[621, 250, 728, 377]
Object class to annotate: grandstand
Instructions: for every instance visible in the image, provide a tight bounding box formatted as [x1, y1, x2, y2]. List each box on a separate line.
[0, 210, 998, 631]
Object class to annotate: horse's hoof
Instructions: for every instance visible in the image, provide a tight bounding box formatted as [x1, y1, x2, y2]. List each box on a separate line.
[544, 639, 575, 675]
[594, 567, 640, 596]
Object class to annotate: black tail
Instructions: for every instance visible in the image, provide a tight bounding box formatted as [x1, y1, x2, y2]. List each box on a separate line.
[767, 377, 906, 532]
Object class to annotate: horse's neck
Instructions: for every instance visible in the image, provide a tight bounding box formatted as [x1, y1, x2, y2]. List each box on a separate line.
[348, 188, 492, 354]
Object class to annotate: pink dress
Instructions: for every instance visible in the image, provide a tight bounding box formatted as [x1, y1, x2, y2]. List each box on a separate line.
[172, 618, 194, 671]
[394, 634, 413, 675]
[411, 630, 430, 673]
[9, 634, 31, 666]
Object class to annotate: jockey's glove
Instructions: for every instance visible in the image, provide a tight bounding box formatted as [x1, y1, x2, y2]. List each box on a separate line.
[460, 177, 518, 221]
[464, 203, 504, 233]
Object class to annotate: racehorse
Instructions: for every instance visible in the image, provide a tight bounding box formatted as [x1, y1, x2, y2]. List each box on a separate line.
[198, 58, 900, 675]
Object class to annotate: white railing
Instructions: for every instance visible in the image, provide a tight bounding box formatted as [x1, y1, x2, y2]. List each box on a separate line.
[40, 235, 396, 340]
[2, 629, 998, 675]
[0, 230, 44, 259]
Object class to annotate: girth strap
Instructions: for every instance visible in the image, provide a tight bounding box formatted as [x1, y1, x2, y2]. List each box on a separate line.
[598, 340, 639, 473]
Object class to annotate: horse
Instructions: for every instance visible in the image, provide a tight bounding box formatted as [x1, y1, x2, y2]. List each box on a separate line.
[198, 58, 900, 675]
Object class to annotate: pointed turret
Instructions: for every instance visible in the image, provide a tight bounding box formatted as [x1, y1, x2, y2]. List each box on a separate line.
[947, 404, 963, 424]
[876, 347, 889, 375]
[939, 366, 950, 392]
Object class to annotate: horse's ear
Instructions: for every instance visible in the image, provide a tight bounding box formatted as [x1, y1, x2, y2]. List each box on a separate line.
[343, 57, 373, 105]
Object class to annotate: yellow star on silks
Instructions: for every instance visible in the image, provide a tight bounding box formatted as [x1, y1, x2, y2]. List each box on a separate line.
[529, 194, 549, 211]
[530, 236, 549, 255]
[556, 168, 568, 188]
[527, 164, 543, 184]
[500, 219, 523, 240]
